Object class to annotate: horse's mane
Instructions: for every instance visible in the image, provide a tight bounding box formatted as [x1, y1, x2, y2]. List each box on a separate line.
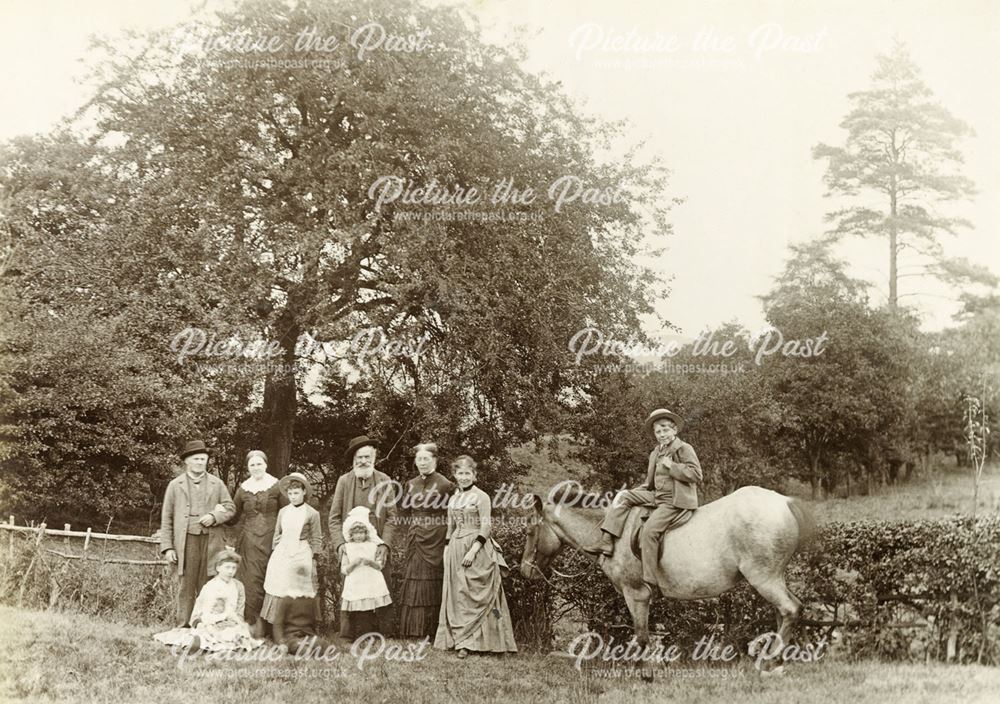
[545, 484, 608, 517]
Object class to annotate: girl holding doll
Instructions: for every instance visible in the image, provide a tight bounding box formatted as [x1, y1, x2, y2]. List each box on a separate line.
[153, 548, 262, 653]
[339, 506, 392, 641]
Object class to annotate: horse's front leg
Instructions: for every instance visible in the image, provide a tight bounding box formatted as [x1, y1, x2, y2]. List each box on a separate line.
[622, 584, 652, 647]
[622, 584, 654, 681]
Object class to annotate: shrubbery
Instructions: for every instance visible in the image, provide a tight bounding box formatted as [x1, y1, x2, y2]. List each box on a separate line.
[543, 515, 1000, 664]
[3, 514, 997, 663]
[0, 533, 174, 625]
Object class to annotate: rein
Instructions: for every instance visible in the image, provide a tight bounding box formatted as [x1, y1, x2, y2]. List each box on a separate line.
[522, 513, 594, 582]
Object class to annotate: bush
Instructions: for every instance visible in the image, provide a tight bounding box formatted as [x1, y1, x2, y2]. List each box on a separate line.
[547, 515, 1000, 664]
[0, 532, 173, 625]
[5, 514, 996, 664]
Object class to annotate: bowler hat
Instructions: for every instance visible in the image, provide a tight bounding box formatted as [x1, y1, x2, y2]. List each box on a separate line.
[180, 439, 210, 459]
[278, 471, 313, 499]
[644, 408, 683, 433]
[344, 435, 380, 459]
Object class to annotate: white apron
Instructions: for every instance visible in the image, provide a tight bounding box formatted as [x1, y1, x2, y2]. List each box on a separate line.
[263, 503, 315, 598]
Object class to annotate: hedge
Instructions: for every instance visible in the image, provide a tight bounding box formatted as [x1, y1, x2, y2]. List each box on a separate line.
[540, 515, 1000, 664]
[3, 514, 997, 663]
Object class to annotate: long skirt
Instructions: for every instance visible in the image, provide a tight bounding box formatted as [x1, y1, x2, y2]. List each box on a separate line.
[398, 553, 444, 638]
[433, 533, 517, 653]
[260, 539, 315, 623]
[236, 529, 274, 623]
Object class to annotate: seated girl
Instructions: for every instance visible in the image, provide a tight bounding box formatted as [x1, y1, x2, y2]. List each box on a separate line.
[154, 548, 262, 653]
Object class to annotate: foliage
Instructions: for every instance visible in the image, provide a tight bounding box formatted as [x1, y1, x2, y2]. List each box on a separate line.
[547, 515, 1000, 664]
[760, 242, 912, 498]
[0, 0, 673, 520]
[812, 40, 981, 306]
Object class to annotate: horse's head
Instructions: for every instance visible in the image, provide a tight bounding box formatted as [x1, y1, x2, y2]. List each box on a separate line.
[519, 494, 565, 580]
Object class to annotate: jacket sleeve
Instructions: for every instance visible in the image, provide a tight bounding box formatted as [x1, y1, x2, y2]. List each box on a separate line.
[210, 481, 236, 525]
[328, 477, 346, 553]
[159, 482, 175, 554]
[668, 443, 703, 484]
[397, 480, 412, 548]
[236, 580, 246, 621]
[306, 508, 323, 555]
[476, 490, 492, 541]
[378, 482, 399, 549]
[230, 488, 245, 526]
[272, 507, 284, 549]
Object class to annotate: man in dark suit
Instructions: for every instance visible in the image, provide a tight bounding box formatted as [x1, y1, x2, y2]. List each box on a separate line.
[327, 435, 399, 636]
[583, 409, 702, 588]
[159, 440, 235, 626]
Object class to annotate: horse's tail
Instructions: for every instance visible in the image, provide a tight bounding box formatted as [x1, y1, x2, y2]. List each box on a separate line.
[787, 497, 816, 553]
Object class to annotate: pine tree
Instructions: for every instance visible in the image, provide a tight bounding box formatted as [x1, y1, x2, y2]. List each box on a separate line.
[813, 41, 979, 308]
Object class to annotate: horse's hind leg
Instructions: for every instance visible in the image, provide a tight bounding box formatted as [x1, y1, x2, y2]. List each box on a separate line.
[742, 574, 802, 674]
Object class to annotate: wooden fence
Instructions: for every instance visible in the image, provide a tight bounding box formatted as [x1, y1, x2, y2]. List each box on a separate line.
[0, 516, 169, 566]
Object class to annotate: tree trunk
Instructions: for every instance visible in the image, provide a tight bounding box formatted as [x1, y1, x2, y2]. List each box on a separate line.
[888, 145, 898, 308]
[809, 450, 823, 500]
[888, 216, 898, 308]
[262, 370, 296, 477]
[261, 315, 299, 477]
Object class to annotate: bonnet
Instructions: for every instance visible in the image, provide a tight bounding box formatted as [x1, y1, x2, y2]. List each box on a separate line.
[342, 505, 384, 545]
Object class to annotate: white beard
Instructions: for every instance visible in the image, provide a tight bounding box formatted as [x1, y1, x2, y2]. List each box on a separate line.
[353, 466, 374, 480]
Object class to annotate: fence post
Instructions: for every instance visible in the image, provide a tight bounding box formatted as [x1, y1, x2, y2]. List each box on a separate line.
[946, 589, 959, 662]
[7, 516, 13, 561]
[84, 527, 92, 553]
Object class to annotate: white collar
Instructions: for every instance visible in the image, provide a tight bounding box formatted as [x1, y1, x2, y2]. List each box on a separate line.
[240, 473, 278, 493]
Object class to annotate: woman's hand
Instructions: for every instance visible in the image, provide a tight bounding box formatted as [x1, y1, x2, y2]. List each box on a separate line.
[198, 513, 215, 527]
[462, 543, 480, 566]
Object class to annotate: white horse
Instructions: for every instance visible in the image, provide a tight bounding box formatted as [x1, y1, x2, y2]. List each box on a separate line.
[520, 485, 814, 672]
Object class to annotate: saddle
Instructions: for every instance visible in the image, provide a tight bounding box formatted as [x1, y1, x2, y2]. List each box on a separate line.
[627, 506, 695, 562]
[628, 506, 657, 561]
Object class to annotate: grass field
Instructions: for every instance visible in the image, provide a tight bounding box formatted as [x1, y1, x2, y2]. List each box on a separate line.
[3, 452, 997, 703]
[511, 437, 1000, 524]
[806, 463, 1000, 523]
[1, 606, 998, 704]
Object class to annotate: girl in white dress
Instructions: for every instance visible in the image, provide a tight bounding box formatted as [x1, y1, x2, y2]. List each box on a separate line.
[153, 548, 262, 653]
[259, 472, 323, 626]
[340, 506, 391, 640]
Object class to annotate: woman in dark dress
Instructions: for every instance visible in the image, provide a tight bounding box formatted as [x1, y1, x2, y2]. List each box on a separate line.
[398, 442, 454, 639]
[231, 450, 284, 635]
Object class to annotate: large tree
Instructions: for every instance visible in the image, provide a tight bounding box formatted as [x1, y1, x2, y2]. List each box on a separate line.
[813, 41, 982, 309]
[760, 242, 911, 498]
[1, 0, 671, 518]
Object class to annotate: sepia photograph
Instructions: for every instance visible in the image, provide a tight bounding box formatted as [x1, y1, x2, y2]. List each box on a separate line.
[0, 0, 998, 702]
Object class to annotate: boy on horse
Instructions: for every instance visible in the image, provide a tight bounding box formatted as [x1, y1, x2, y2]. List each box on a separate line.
[583, 408, 703, 590]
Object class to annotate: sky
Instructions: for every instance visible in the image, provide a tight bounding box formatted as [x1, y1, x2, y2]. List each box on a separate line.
[2, 0, 998, 340]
